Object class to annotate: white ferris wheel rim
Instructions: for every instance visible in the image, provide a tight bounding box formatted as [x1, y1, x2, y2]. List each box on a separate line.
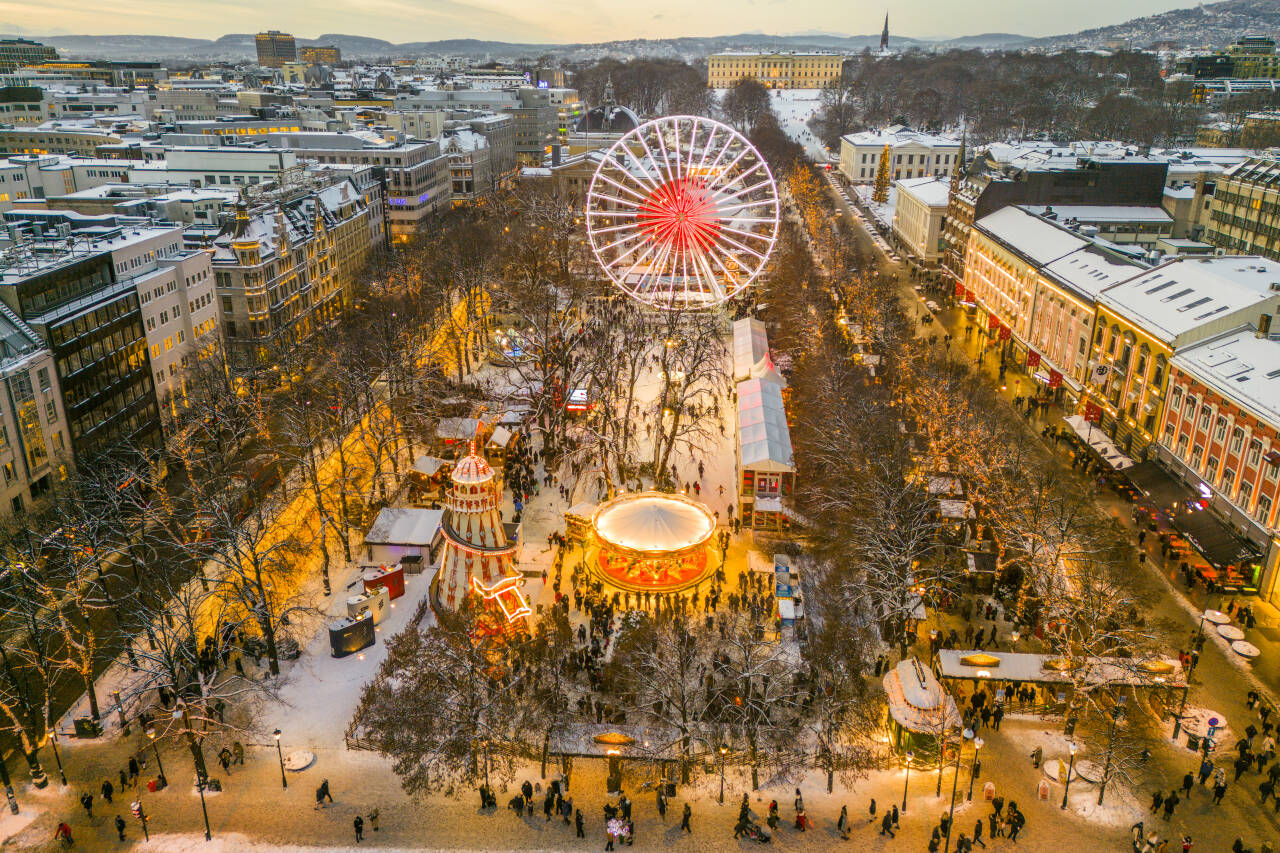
[585, 114, 780, 310]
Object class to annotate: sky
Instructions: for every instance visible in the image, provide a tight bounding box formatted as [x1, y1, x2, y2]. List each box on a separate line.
[2, 0, 1201, 44]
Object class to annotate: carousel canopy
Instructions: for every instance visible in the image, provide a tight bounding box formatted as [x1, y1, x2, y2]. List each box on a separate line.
[883, 658, 962, 734]
[592, 491, 715, 554]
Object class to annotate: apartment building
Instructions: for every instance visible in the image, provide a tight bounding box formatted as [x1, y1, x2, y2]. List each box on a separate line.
[1206, 156, 1280, 261]
[0, 86, 49, 126]
[207, 180, 371, 372]
[1086, 257, 1280, 454]
[0, 240, 160, 459]
[0, 39, 57, 74]
[891, 177, 950, 264]
[127, 146, 300, 189]
[0, 126, 124, 156]
[1156, 327, 1280, 598]
[706, 51, 845, 89]
[299, 46, 341, 65]
[963, 206, 1147, 405]
[0, 302, 70, 516]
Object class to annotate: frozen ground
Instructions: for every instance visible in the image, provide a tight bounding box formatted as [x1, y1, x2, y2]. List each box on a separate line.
[711, 88, 832, 163]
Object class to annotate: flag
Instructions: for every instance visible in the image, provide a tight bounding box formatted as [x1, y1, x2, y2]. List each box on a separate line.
[1084, 401, 1102, 422]
[1090, 363, 1110, 384]
[954, 280, 965, 298]
[1027, 351, 1041, 368]
[1048, 370, 1063, 389]
[989, 314, 1001, 331]
[999, 326, 1011, 341]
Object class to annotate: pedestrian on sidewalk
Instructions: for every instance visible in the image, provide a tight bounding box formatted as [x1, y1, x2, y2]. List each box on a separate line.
[232, 741, 244, 765]
[1149, 790, 1164, 813]
[79, 792, 93, 818]
[1181, 772, 1193, 796]
[892, 804, 899, 828]
[101, 779, 113, 804]
[880, 812, 895, 836]
[681, 802, 692, 833]
[115, 815, 126, 841]
[576, 808, 585, 838]
[218, 747, 232, 773]
[974, 818, 986, 848]
[127, 757, 139, 784]
[837, 804, 849, 839]
[369, 807, 380, 832]
[353, 814, 364, 842]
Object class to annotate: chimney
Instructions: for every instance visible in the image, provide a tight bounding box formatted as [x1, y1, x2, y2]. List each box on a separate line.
[1258, 312, 1273, 339]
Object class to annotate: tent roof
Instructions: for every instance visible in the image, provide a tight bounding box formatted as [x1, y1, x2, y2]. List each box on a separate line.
[732, 318, 769, 381]
[364, 507, 445, 546]
[737, 378, 794, 473]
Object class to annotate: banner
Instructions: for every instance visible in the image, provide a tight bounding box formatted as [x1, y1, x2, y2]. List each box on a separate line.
[989, 314, 1001, 332]
[954, 280, 965, 298]
[1027, 351, 1041, 368]
[1048, 370, 1063, 390]
[1084, 401, 1102, 423]
[999, 326, 1011, 341]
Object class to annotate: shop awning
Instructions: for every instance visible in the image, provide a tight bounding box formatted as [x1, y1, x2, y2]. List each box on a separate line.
[1126, 460, 1197, 512]
[1063, 415, 1134, 470]
[1172, 507, 1261, 571]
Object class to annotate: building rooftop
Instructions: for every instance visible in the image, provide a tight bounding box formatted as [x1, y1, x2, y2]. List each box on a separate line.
[1041, 244, 1148, 300]
[895, 175, 950, 208]
[974, 205, 1090, 266]
[1100, 257, 1280, 345]
[1171, 327, 1280, 427]
[1036, 204, 1173, 224]
[841, 125, 960, 150]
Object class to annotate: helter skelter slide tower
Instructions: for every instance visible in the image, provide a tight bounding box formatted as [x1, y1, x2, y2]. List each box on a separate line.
[585, 115, 780, 310]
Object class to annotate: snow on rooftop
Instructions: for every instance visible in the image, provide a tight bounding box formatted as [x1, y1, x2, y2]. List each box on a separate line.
[975, 205, 1089, 266]
[1038, 205, 1172, 224]
[1100, 257, 1280, 345]
[1041, 244, 1146, 300]
[895, 175, 950, 208]
[1172, 328, 1280, 426]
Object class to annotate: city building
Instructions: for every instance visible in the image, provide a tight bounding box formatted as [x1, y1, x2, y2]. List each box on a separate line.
[0, 126, 124, 156]
[128, 146, 301, 189]
[265, 132, 450, 239]
[1085, 257, 1280, 454]
[839, 126, 961, 184]
[1206, 156, 1280, 262]
[1032, 204, 1174, 251]
[942, 150, 1170, 283]
[1176, 35, 1280, 80]
[299, 45, 342, 65]
[963, 206, 1147, 406]
[256, 31, 298, 68]
[0, 86, 49, 126]
[11, 60, 167, 88]
[0, 302, 70, 516]
[1157, 327, 1280, 599]
[0, 38, 58, 74]
[706, 51, 845, 89]
[0, 231, 161, 459]
[891, 176, 950, 265]
[205, 179, 372, 372]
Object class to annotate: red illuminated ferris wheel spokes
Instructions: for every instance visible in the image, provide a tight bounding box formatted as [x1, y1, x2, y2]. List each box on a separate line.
[585, 115, 780, 309]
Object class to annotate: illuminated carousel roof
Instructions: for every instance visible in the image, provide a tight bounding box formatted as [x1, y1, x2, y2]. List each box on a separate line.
[452, 442, 495, 484]
[592, 490, 715, 554]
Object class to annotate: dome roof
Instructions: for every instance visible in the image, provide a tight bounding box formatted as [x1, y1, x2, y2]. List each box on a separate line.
[452, 442, 494, 484]
[592, 490, 715, 554]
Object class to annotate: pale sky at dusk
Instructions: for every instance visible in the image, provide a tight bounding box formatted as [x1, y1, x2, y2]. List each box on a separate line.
[4, 0, 1199, 44]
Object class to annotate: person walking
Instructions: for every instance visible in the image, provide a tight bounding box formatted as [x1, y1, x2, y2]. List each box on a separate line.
[1212, 781, 1228, 805]
[880, 812, 895, 837]
[1150, 790, 1164, 813]
[1181, 773, 1193, 796]
[656, 789, 667, 821]
[369, 807, 380, 832]
[79, 792, 93, 818]
[681, 802, 692, 833]
[575, 808, 585, 838]
[837, 804, 849, 839]
[353, 814, 364, 843]
[319, 779, 334, 804]
[892, 804, 900, 828]
[101, 779, 114, 804]
[218, 747, 232, 773]
[1162, 790, 1179, 819]
[974, 818, 986, 848]
[115, 814, 127, 841]
[232, 741, 245, 766]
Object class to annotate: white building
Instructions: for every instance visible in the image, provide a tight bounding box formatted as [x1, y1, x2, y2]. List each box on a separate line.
[128, 147, 300, 189]
[97, 226, 219, 412]
[892, 176, 950, 264]
[839, 126, 961, 184]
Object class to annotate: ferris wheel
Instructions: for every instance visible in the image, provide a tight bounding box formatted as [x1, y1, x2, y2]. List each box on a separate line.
[585, 115, 780, 310]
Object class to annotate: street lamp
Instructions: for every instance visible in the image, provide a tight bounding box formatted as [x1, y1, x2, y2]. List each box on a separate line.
[718, 745, 728, 804]
[967, 736, 984, 801]
[145, 728, 167, 786]
[902, 750, 914, 812]
[1098, 696, 1127, 805]
[274, 729, 287, 789]
[48, 731, 66, 787]
[1061, 741, 1078, 810]
[943, 729, 973, 853]
[174, 702, 212, 841]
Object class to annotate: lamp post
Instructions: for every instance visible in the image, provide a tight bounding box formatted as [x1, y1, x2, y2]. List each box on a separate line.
[48, 731, 67, 787]
[1174, 607, 1215, 740]
[718, 745, 727, 804]
[967, 736, 984, 801]
[145, 728, 167, 786]
[1061, 741, 1078, 810]
[174, 702, 212, 841]
[274, 729, 287, 789]
[943, 729, 973, 853]
[902, 750, 914, 812]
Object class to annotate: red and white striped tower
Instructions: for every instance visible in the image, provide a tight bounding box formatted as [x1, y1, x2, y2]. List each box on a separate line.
[434, 441, 530, 633]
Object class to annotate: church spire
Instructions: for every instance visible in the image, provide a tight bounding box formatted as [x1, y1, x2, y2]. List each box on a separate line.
[880, 12, 889, 52]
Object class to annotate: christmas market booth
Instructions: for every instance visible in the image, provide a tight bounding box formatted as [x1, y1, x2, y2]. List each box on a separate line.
[883, 657, 961, 757]
[935, 650, 1186, 717]
[587, 491, 717, 592]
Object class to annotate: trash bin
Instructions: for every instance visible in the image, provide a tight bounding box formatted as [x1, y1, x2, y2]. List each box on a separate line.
[665, 782, 677, 797]
[1185, 734, 1201, 752]
[73, 717, 102, 738]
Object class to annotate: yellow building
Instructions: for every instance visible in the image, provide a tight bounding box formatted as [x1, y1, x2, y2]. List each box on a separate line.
[299, 45, 341, 64]
[706, 51, 845, 89]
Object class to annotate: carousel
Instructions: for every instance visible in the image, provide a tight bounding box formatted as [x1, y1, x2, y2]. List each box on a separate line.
[587, 491, 717, 592]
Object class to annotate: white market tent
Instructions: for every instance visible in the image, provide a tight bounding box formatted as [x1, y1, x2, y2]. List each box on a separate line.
[935, 649, 1186, 689]
[732, 318, 769, 381]
[488, 425, 515, 449]
[749, 352, 788, 388]
[412, 455, 450, 477]
[1063, 415, 1135, 471]
[736, 378, 794, 474]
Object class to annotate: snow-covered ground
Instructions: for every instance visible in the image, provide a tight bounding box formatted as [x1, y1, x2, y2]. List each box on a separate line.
[710, 88, 833, 163]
